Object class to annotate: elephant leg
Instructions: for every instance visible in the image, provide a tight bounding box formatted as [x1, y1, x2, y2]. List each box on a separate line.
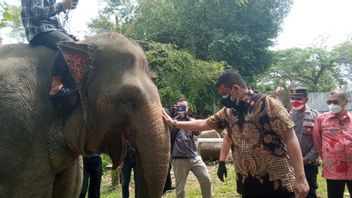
[52, 158, 83, 198]
[0, 172, 54, 198]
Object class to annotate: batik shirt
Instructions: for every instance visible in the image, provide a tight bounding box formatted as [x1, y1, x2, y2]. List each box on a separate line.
[313, 111, 352, 180]
[207, 94, 295, 196]
[21, 0, 67, 42]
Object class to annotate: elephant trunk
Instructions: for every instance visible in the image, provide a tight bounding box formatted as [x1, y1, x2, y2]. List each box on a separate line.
[131, 102, 170, 198]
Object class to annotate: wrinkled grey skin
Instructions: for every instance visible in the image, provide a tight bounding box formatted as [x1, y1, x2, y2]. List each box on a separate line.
[0, 32, 169, 198]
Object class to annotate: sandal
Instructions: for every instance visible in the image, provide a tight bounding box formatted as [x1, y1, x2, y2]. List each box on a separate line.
[50, 87, 78, 99]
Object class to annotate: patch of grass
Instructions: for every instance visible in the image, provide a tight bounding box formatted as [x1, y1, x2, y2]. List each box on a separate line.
[100, 163, 350, 198]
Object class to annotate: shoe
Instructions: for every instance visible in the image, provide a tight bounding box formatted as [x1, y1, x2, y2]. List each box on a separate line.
[166, 186, 176, 191]
[50, 87, 78, 99]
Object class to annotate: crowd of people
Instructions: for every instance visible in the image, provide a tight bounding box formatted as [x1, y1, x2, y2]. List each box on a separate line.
[162, 70, 352, 198]
[19, 0, 352, 197]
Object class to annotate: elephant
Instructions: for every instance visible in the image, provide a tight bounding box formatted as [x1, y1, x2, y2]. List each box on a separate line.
[0, 32, 170, 198]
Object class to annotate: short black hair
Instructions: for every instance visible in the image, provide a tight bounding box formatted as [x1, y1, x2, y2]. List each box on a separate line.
[177, 97, 187, 102]
[215, 69, 247, 89]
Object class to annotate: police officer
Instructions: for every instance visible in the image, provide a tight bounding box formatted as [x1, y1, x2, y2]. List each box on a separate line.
[289, 87, 319, 198]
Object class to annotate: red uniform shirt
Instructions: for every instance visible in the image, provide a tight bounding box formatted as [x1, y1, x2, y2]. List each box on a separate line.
[314, 111, 352, 179]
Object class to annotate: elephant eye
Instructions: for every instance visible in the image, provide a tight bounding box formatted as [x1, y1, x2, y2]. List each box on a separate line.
[122, 97, 139, 112]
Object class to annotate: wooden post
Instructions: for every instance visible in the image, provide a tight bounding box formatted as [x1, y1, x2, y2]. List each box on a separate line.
[197, 138, 223, 162]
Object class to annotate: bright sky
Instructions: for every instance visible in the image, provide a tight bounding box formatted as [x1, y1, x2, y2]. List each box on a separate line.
[2, 0, 352, 50]
[62, 0, 100, 39]
[273, 0, 352, 49]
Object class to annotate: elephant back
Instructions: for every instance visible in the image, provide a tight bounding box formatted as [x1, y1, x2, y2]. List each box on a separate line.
[0, 44, 57, 135]
[0, 44, 54, 58]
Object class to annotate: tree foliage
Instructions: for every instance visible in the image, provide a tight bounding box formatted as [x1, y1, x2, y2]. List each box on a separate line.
[142, 41, 226, 116]
[85, 0, 294, 113]
[87, 0, 137, 34]
[89, 0, 293, 82]
[256, 47, 346, 92]
[126, 0, 293, 81]
[0, 2, 25, 43]
[333, 38, 352, 85]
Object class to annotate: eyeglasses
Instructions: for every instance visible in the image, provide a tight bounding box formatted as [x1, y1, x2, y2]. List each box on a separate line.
[326, 100, 339, 105]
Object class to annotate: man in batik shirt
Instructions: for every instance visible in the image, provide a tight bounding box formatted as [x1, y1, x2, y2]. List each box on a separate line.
[162, 69, 309, 198]
[314, 89, 352, 198]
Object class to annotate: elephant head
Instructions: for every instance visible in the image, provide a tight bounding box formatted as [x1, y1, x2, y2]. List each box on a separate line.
[57, 33, 170, 197]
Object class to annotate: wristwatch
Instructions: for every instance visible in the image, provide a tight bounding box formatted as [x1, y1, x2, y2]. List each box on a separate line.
[172, 119, 177, 128]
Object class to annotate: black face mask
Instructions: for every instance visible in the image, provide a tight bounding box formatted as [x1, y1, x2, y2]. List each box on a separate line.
[221, 95, 237, 109]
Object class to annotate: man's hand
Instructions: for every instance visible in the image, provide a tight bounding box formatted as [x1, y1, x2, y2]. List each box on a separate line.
[294, 177, 309, 198]
[162, 109, 173, 127]
[61, 0, 79, 10]
[217, 161, 227, 182]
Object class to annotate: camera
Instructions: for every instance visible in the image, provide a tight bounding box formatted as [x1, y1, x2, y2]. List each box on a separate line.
[175, 105, 187, 113]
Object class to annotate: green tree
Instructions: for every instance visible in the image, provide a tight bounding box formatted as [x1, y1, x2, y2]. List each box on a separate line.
[88, 0, 293, 82]
[257, 47, 346, 92]
[127, 0, 293, 81]
[333, 38, 352, 87]
[87, 0, 137, 33]
[143, 41, 226, 116]
[0, 2, 25, 43]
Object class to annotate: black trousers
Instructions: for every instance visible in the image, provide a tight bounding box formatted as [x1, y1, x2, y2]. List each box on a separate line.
[30, 30, 73, 77]
[79, 155, 103, 198]
[121, 157, 137, 198]
[304, 164, 318, 198]
[326, 179, 352, 198]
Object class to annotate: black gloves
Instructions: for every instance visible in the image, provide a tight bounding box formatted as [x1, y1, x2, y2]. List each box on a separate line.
[217, 161, 227, 182]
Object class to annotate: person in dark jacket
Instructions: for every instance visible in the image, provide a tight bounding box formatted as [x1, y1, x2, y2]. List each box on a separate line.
[170, 98, 211, 198]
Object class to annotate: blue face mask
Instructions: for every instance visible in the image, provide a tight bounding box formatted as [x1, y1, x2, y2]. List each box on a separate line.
[221, 95, 237, 109]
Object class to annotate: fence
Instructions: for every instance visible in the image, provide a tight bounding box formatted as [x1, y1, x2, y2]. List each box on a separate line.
[307, 92, 352, 112]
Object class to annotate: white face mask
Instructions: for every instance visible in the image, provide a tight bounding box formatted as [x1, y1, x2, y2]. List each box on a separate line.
[329, 104, 343, 114]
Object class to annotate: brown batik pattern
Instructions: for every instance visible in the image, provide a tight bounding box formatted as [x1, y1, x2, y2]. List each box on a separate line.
[228, 94, 295, 192]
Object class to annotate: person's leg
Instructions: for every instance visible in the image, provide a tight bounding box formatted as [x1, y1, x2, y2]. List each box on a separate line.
[131, 159, 138, 197]
[30, 30, 72, 50]
[190, 156, 211, 198]
[304, 165, 318, 198]
[326, 179, 345, 198]
[121, 158, 132, 198]
[79, 158, 90, 198]
[49, 34, 76, 97]
[31, 30, 76, 97]
[87, 156, 103, 198]
[173, 159, 191, 198]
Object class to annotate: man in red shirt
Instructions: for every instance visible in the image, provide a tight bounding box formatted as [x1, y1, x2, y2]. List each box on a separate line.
[314, 89, 352, 198]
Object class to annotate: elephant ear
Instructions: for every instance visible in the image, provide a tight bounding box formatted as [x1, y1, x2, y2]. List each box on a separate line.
[57, 42, 95, 97]
[57, 42, 95, 153]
